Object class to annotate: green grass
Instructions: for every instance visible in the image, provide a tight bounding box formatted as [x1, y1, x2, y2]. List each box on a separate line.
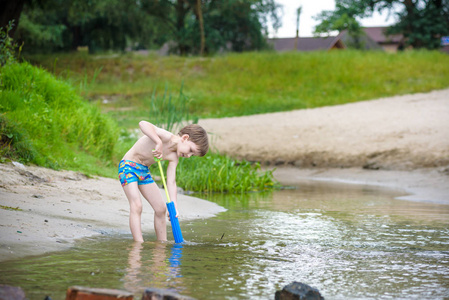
[5, 49, 449, 192]
[0, 60, 278, 192]
[172, 152, 278, 193]
[0, 62, 120, 177]
[26, 49, 449, 127]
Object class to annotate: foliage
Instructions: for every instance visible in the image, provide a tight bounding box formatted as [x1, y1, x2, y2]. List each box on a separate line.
[187, 0, 282, 54]
[136, 0, 282, 55]
[314, 1, 366, 49]
[13, 0, 281, 55]
[0, 62, 119, 174]
[147, 83, 199, 133]
[0, 56, 278, 192]
[15, 6, 66, 52]
[114, 80, 278, 193]
[13, 49, 449, 193]
[0, 115, 37, 163]
[314, 0, 449, 50]
[0, 21, 20, 65]
[14, 0, 165, 54]
[389, 0, 449, 49]
[161, 152, 279, 193]
[26, 50, 449, 121]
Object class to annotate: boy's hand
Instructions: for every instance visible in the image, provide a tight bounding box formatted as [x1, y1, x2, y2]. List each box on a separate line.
[152, 143, 163, 159]
[167, 209, 179, 220]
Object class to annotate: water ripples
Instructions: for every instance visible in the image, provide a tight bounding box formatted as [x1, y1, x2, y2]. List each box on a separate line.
[1, 182, 448, 299]
[229, 208, 449, 299]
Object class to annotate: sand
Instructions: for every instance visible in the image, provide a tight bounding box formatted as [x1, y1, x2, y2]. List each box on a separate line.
[1, 88, 449, 262]
[0, 163, 226, 262]
[199, 88, 449, 169]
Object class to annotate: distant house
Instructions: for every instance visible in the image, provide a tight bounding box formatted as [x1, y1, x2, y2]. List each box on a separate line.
[361, 27, 404, 52]
[268, 35, 346, 52]
[268, 27, 406, 53]
[338, 29, 383, 51]
[336, 27, 403, 52]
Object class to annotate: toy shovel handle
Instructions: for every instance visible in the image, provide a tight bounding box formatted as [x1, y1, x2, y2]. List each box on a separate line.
[154, 153, 184, 243]
[154, 156, 171, 204]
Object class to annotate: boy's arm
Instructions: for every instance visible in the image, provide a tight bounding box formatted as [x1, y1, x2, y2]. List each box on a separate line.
[138, 121, 165, 159]
[166, 160, 179, 217]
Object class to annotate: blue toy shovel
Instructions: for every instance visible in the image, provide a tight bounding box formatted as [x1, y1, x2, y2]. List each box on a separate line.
[154, 157, 184, 243]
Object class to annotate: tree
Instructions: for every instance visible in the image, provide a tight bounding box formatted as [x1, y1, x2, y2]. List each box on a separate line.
[196, 0, 205, 55]
[390, 0, 449, 49]
[143, 0, 281, 55]
[200, 0, 282, 53]
[314, 0, 449, 50]
[314, 2, 366, 49]
[14, 0, 164, 53]
[8, 0, 282, 55]
[0, 0, 26, 38]
[294, 6, 302, 50]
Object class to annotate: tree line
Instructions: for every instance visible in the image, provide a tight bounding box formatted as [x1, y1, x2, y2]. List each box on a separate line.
[0, 0, 281, 55]
[1, 0, 448, 55]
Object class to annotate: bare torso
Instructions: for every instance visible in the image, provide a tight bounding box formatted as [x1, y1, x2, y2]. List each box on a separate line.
[123, 131, 179, 166]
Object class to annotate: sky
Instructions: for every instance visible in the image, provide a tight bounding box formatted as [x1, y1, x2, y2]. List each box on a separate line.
[270, 0, 400, 38]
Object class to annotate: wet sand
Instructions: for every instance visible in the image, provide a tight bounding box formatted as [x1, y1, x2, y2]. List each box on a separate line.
[0, 163, 226, 262]
[272, 167, 449, 205]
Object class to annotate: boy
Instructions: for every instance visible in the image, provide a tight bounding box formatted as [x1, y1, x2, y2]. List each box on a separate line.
[119, 121, 209, 242]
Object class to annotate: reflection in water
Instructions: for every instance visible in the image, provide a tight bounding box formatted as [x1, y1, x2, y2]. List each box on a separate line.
[123, 241, 185, 296]
[169, 244, 183, 278]
[0, 181, 448, 299]
[123, 242, 143, 294]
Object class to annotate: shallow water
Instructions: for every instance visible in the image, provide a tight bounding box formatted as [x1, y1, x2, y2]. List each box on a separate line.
[1, 181, 448, 300]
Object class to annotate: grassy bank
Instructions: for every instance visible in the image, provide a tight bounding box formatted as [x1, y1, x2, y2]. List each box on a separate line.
[0, 62, 121, 177]
[27, 50, 449, 129]
[0, 60, 278, 192]
[5, 49, 449, 192]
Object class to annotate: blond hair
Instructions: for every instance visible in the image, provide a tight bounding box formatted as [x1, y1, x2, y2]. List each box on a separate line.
[178, 124, 209, 156]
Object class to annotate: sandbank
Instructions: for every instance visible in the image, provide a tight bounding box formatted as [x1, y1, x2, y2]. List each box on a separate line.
[0, 162, 226, 262]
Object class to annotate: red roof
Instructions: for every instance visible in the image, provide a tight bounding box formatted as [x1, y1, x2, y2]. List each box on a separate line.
[363, 27, 403, 44]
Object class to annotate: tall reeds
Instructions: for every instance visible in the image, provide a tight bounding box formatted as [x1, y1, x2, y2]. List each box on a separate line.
[147, 82, 198, 132]
[156, 152, 278, 193]
[144, 85, 277, 193]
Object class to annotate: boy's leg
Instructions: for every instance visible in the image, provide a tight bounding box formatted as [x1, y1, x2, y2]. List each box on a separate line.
[122, 182, 145, 242]
[138, 182, 167, 241]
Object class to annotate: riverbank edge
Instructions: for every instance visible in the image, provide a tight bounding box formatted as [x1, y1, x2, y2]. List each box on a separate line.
[2, 162, 448, 263]
[0, 162, 227, 262]
[272, 167, 449, 205]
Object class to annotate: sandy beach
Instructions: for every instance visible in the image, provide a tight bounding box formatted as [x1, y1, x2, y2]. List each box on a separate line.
[199, 88, 449, 203]
[1, 88, 448, 262]
[199, 88, 449, 170]
[0, 163, 226, 262]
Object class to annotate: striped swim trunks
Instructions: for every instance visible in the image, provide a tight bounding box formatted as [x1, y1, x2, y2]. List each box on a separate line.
[118, 159, 155, 187]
